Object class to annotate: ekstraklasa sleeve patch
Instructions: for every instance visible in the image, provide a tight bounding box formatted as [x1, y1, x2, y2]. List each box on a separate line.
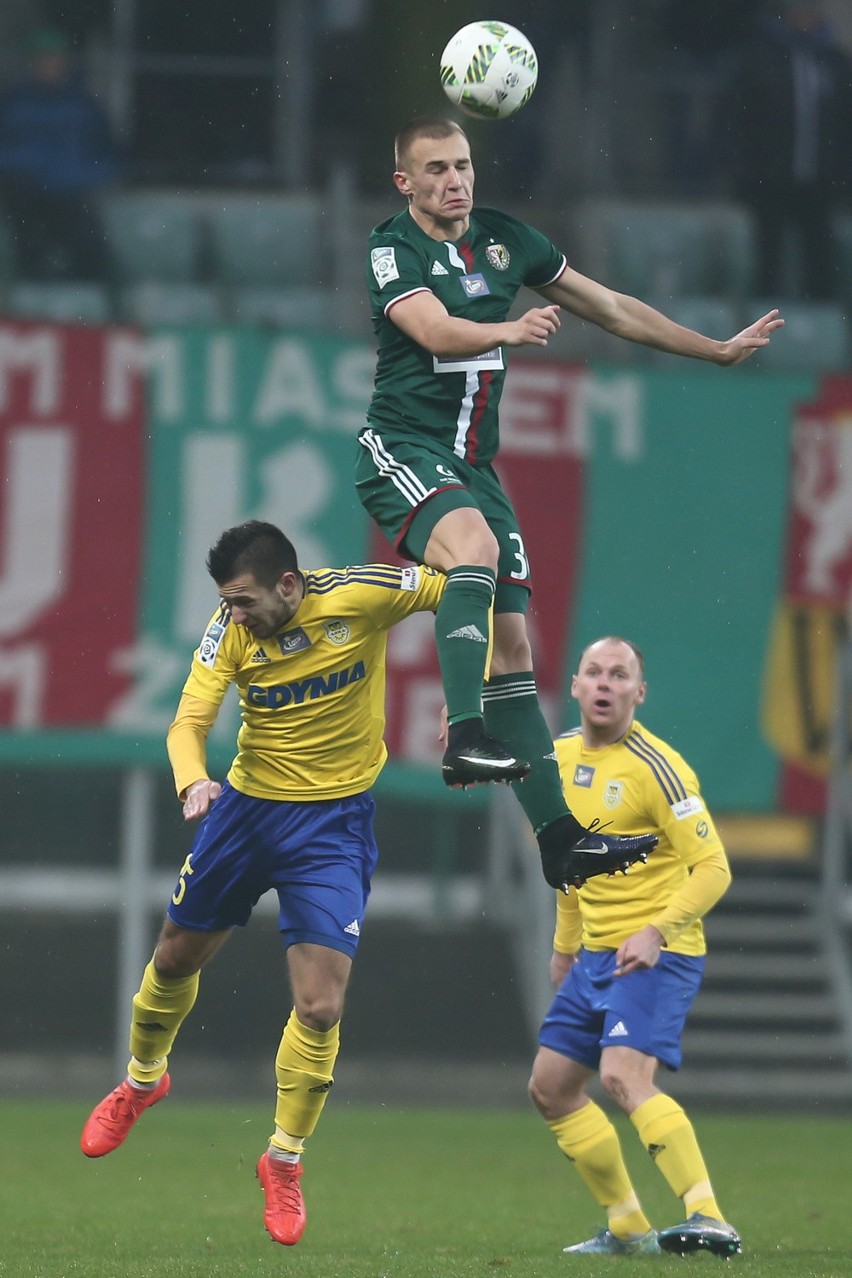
[671, 795, 704, 820]
[371, 246, 399, 286]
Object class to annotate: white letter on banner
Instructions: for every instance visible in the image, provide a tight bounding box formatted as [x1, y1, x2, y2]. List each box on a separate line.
[103, 333, 184, 420]
[0, 645, 46, 724]
[0, 427, 73, 636]
[254, 339, 324, 425]
[176, 434, 246, 641]
[0, 328, 61, 416]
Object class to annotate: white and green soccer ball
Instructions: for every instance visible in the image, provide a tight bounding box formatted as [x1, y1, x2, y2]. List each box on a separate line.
[440, 20, 538, 120]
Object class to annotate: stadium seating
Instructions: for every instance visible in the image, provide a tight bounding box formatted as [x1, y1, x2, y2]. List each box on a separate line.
[832, 212, 852, 305]
[571, 200, 755, 300]
[207, 195, 323, 287]
[231, 285, 334, 330]
[6, 281, 113, 324]
[743, 299, 849, 373]
[120, 281, 222, 325]
[0, 217, 16, 285]
[101, 192, 203, 283]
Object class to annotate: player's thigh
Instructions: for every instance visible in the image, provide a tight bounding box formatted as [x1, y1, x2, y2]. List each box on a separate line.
[355, 428, 480, 559]
[529, 1044, 595, 1117]
[603, 953, 706, 1070]
[422, 505, 498, 570]
[538, 949, 608, 1071]
[167, 781, 279, 931]
[286, 941, 353, 1026]
[271, 792, 379, 960]
[470, 465, 532, 612]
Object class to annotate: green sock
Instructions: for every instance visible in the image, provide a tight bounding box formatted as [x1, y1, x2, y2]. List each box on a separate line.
[435, 566, 495, 724]
[482, 671, 573, 831]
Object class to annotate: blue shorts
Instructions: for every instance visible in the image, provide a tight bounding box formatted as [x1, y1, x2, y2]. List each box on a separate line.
[166, 781, 378, 957]
[538, 948, 705, 1072]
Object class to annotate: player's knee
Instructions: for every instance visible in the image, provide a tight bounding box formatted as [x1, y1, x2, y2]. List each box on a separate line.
[599, 1065, 633, 1109]
[294, 994, 344, 1033]
[153, 938, 203, 980]
[527, 1072, 546, 1112]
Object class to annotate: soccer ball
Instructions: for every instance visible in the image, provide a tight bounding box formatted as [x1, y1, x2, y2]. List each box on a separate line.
[440, 21, 538, 120]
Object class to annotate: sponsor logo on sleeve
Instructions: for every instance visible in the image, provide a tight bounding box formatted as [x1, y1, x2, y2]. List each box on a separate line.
[573, 764, 595, 788]
[371, 246, 399, 286]
[399, 566, 420, 591]
[671, 795, 704, 820]
[198, 620, 227, 668]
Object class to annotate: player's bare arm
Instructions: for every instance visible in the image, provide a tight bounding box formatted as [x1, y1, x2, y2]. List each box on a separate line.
[390, 289, 560, 355]
[538, 267, 783, 365]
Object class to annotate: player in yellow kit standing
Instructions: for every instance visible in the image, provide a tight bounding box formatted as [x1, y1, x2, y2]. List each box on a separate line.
[80, 520, 447, 1247]
[528, 636, 742, 1258]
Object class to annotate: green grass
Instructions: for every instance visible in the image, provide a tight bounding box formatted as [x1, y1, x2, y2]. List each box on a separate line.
[2, 1100, 851, 1277]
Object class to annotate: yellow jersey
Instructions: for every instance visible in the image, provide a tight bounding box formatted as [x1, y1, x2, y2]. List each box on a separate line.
[169, 563, 445, 802]
[553, 720, 731, 957]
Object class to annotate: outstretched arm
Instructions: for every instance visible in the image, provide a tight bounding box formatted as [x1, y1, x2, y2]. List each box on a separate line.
[389, 288, 561, 356]
[538, 266, 783, 366]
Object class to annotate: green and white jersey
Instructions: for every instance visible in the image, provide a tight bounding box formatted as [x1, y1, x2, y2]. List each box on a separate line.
[365, 206, 566, 466]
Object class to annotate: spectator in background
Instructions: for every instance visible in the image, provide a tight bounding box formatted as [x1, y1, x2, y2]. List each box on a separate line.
[726, 0, 852, 301]
[0, 26, 120, 281]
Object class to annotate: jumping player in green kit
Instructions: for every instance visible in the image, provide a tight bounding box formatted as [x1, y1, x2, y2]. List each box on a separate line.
[356, 116, 782, 894]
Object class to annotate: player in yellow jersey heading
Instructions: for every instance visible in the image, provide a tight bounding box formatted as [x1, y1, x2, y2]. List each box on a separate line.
[80, 521, 447, 1247]
[528, 636, 742, 1258]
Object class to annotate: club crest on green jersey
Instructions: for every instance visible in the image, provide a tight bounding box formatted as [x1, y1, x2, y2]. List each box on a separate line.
[485, 243, 511, 270]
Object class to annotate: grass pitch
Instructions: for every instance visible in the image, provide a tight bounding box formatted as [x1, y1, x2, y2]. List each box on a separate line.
[1, 1099, 850, 1277]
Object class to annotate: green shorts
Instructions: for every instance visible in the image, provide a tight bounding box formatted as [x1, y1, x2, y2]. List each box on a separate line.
[355, 425, 531, 612]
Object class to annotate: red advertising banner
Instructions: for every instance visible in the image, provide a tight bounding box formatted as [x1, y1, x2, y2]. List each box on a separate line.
[0, 323, 145, 726]
[763, 374, 852, 810]
[370, 358, 586, 763]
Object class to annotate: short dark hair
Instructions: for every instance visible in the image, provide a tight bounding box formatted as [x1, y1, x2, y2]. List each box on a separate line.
[394, 116, 468, 169]
[206, 520, 298, 588]
[577, 636, 646, 677]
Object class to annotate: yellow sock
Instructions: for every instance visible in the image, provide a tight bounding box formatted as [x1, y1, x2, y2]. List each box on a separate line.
[127, 959, 199, 1083]
[630, 1094, 723, 1220]
[549, 1102, 652, 1240]
[271, 1009, 340, 1153]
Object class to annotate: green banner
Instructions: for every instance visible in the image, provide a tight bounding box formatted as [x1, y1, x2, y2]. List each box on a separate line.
[567, 366, 815, 810]
[110, 326, 375, 762]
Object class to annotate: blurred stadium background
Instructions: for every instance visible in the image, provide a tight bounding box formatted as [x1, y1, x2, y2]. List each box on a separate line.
[1, 0, 851, 1116]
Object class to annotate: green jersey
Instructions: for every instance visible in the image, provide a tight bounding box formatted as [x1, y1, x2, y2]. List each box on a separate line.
[365, 206, 565, 466]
